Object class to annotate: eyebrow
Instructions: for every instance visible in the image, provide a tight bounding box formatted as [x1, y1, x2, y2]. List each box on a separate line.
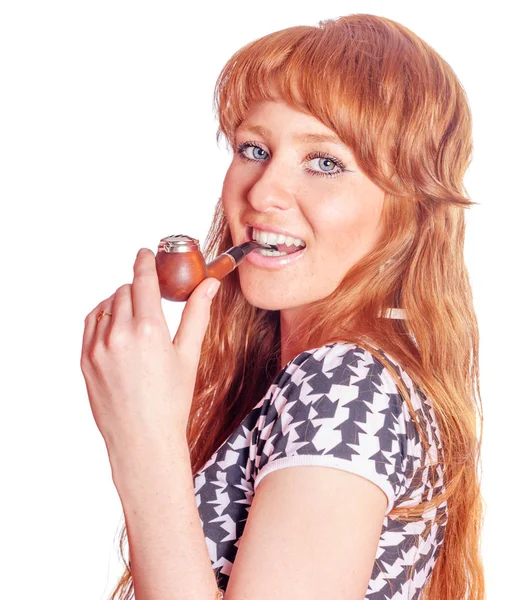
[236, 124, 349, 150]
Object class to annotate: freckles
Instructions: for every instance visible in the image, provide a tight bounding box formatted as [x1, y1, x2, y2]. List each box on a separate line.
[314, 186, 382, 255]
[221, 168, 242, 208]
[224, 163, 251, 196]
[348, 191, 385, 249]
[358, 178, 385, 212]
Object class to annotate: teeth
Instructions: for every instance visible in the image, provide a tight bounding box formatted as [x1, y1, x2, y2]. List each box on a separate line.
[258, 249, 288, 256]
[252, 228, 306, 247]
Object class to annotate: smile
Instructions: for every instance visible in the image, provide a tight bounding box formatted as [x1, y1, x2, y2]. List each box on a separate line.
[245, 229, 307, 269]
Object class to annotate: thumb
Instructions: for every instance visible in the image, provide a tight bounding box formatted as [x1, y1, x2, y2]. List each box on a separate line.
[172, 277, 221, 360]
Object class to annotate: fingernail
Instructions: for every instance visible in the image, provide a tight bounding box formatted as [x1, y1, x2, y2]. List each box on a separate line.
[206, 280, 221, 300]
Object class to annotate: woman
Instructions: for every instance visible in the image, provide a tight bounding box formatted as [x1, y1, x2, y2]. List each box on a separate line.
[81, 14, 484, 600]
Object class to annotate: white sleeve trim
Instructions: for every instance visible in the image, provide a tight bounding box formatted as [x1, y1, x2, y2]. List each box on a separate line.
[254, 455, 395, 515]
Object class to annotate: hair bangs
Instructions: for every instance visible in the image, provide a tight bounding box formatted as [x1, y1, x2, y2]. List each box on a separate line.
[213, 23, 382, 162]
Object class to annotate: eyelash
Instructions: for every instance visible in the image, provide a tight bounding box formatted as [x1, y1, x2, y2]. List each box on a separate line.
[234, 141, 348, 178]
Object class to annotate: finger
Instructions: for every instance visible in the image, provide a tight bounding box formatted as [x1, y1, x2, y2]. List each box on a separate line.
[131, 248, 163, 321]
[110, 283, 133, 328]
[82, 293, 114, 361]
[172, 277, 219, 364]
[93, 300, 115, 342]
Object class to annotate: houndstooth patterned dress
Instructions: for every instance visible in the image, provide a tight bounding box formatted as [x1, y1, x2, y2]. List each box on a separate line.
[193, 342, 448, 599]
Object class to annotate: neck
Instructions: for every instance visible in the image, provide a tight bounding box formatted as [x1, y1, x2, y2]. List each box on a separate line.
[280, 306, 407, 366]
[280, 307, 306, 367]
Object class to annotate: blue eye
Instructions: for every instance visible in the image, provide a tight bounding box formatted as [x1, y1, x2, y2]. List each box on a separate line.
[308, 156, 336, 173]
[237, 143, 268, 161]
[234, 141, 347, 178]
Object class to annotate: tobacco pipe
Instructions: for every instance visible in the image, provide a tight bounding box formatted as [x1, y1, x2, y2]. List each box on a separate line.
[155, 234, 277, 301]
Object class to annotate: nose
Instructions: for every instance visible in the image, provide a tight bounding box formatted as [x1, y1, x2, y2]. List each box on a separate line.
[246, 158, 294, 213]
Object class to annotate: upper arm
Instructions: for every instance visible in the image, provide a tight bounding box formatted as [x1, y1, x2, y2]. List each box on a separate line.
[223, 343, 409, 599]
[225, 465, 387, 600]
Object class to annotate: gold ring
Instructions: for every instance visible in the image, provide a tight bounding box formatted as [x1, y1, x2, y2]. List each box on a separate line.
[96, 309, 113, 323]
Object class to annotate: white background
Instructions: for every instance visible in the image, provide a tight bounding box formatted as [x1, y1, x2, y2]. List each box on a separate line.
[0, 1, 503, 598]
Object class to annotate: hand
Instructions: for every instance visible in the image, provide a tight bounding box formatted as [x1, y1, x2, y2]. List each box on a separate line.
[80, 248, 220, 456]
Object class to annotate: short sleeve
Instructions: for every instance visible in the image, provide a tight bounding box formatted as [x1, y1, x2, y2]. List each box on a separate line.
[253, 343, 408, 515]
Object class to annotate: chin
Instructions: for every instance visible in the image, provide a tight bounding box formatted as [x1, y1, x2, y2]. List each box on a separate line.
[240, 288, 281, 311]
[238, 284, 302, 312]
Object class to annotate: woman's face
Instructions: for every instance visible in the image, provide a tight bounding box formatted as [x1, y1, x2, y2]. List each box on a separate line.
[221, 99, 385, 313]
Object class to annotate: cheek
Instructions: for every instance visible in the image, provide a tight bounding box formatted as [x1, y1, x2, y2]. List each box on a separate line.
[221, 163, 245, 203]
[313, 185, 384, 255]
[220, 167, 236, 214]
[221, 165, 247, 235]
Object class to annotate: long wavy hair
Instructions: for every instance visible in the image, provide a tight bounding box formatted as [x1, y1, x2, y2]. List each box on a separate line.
[109, 14, 484, 600]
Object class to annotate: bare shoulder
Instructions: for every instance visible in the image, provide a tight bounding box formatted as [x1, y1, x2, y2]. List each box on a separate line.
[225, 465, 387, 600]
